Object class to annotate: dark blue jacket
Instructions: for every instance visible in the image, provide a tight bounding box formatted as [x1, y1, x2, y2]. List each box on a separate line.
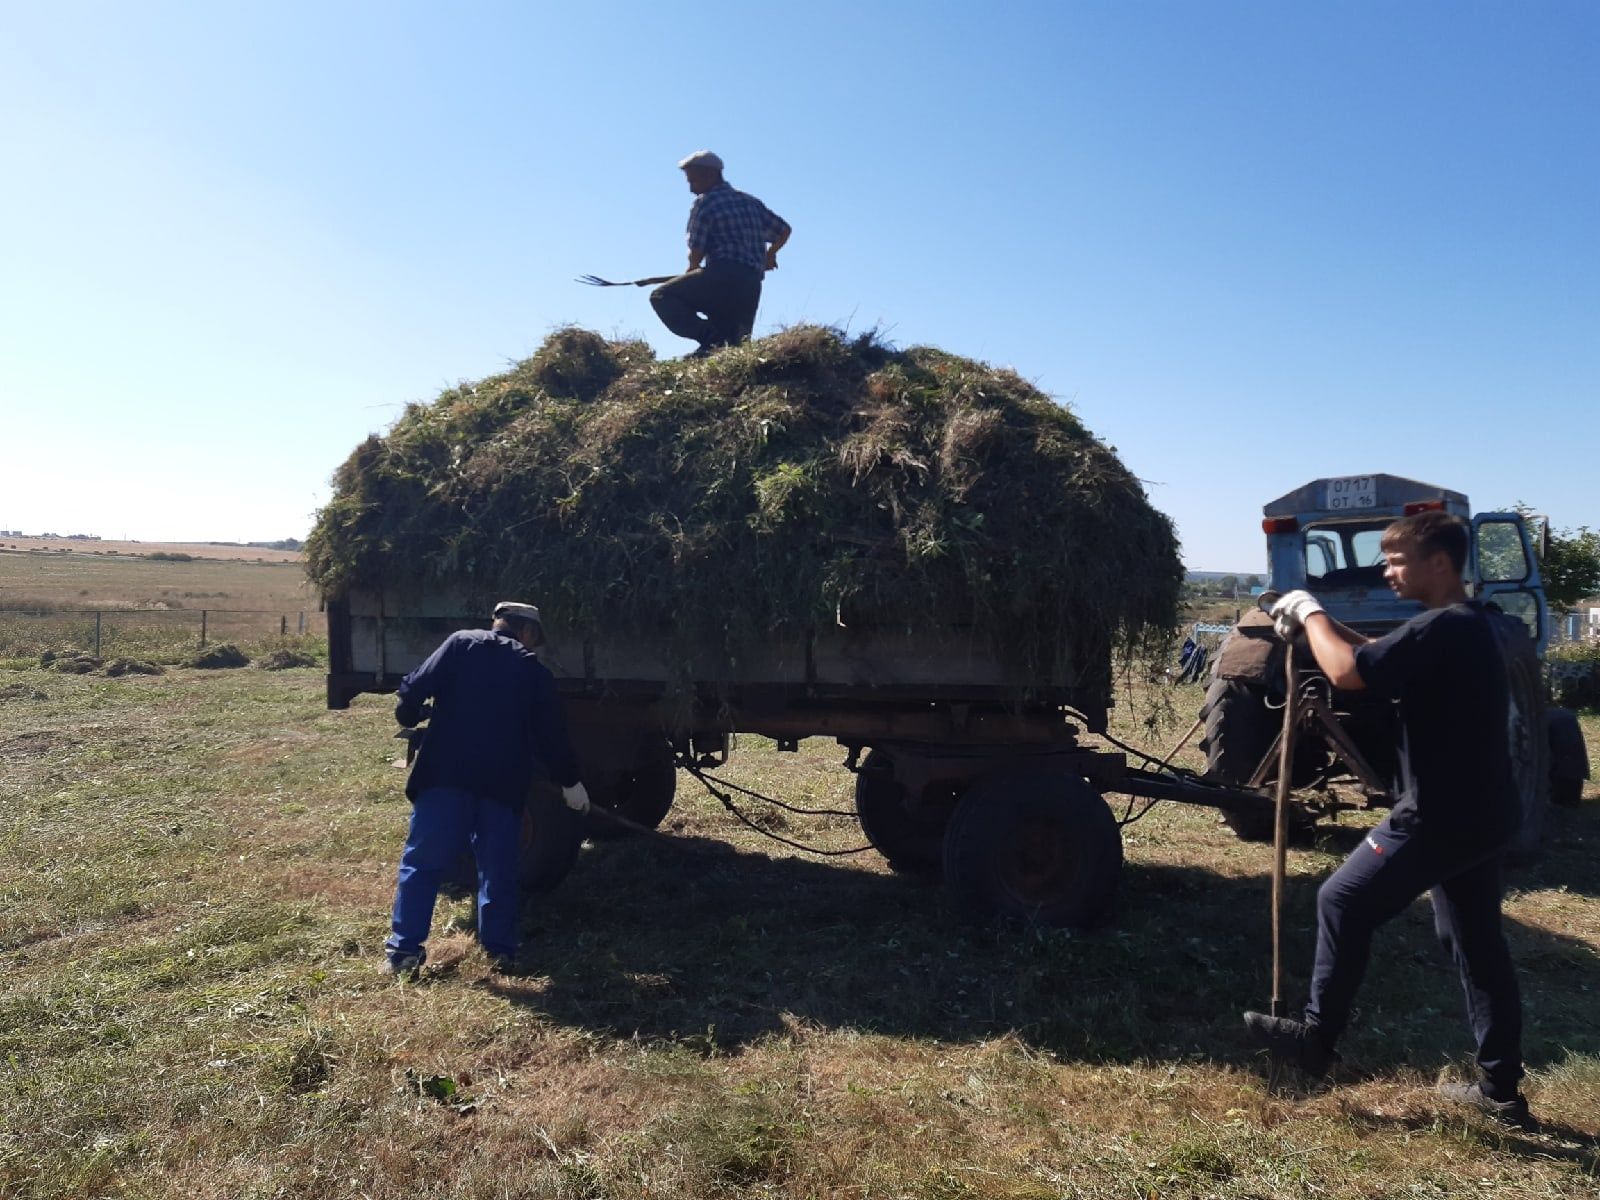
[395, 628, 581, 806]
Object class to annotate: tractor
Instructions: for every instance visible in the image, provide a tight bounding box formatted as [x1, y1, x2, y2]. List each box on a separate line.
[1199, 473, 1589, 857]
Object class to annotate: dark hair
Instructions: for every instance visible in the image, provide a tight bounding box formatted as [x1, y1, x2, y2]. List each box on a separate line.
[1381, 510, 1468, 574]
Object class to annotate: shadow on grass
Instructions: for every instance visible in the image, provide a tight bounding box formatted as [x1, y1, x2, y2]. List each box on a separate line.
[497, 811, 1600, 1079]
[1344, 1108, 1600, 1174]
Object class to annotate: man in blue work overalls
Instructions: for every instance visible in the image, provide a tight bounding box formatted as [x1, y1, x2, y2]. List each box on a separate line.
[383, 601, 589, 976]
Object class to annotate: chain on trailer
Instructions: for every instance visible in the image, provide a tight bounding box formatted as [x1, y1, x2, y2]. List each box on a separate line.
[682, 761, 875, 857]
[680, 712, 1214, 857]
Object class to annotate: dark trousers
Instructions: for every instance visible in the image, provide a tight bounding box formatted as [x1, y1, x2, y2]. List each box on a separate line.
[1305, 814, 1523, 1096]
[650, 262, 763, 349]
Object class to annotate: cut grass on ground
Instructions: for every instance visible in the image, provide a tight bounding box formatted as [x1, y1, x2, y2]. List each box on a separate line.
[2, 665, 1598, 1198]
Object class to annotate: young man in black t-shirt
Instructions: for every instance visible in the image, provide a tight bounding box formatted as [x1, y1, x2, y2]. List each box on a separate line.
[1243, 510, 1532, 1128]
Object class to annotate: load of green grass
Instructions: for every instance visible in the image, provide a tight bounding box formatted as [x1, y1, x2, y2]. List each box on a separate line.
[306, 326, 1181, 687]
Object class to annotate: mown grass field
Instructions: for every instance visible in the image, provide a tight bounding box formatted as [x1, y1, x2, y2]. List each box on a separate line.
[3, 660, 1597, 1199]
[0, 545, 323, 663]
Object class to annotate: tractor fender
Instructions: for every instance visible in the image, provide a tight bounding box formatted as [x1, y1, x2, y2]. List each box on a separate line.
[1547, 706, 1590, 783]
[1215, 609, 1283, 686]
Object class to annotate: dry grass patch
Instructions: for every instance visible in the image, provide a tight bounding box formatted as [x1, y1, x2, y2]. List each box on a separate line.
[2, 668, 1598, 1198]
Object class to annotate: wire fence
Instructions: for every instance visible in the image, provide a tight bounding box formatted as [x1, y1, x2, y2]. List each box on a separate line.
[0, 609, 326, 660]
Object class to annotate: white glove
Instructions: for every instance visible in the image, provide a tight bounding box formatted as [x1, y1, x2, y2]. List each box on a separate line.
[561, 782, 591, 814]
[1270, 589, 1325, 641]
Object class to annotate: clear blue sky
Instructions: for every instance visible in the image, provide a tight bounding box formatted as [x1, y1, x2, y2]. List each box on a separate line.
[3, 1, 1595, 570]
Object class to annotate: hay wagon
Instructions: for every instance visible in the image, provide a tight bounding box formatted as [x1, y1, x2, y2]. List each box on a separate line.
[325, 586, 1265, 927]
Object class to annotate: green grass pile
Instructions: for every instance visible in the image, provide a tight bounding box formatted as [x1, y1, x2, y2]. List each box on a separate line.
[306, 326, 1181, 687]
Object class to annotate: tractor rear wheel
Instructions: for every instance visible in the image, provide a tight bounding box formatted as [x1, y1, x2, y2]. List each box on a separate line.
[941, 770, 1121, 928]
[1200, 677, 1282, 842]
[1504, 651, 1550, 862]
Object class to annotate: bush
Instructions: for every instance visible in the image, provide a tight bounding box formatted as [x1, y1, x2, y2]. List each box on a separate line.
[1549, 641, 1600, 710]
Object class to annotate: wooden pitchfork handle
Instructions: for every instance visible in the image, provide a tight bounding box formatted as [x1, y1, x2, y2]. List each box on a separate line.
[1255, 590, 1299, 1019]
[1271, 643, 1298, 1018]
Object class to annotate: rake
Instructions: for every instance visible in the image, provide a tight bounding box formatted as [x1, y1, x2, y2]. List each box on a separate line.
[576, 273, 676, 288]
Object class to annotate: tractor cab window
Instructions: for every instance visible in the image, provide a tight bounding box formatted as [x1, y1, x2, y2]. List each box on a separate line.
[1476, 520, 1532, 584]
[1304, 521, 1389, 588]
[1487, 590, 1540, 640]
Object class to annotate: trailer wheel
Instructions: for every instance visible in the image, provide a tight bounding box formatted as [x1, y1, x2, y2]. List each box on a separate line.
[1200, 678, 1283, 842]
[854, 750, 949, 878]
[585, 754, 678, 840]
[520, 784, 585, 893]
[442, 786, 583, 897]
[941, 770, 1121, 928]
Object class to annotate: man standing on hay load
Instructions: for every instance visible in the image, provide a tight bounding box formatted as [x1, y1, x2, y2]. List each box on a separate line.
[383, 601, 589, 977]
[1244, 510, 1533, 1129]
[650, 150, 791, 358]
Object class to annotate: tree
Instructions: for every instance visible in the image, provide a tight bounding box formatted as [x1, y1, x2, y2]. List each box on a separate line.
[1509, 505, 1600, 608]
[1542, 526, 1600, 609]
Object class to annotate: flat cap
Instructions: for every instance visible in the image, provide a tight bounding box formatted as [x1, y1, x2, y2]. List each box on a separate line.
[492, 600, 542, 624]
[677, 149, 723, 171]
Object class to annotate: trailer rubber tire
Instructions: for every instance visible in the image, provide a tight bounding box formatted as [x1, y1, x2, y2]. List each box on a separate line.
[585, 755, 678, 841]
[854, 750, 949, 878]
[941, 770, 1121, 928]
[441, 786, 584, 897]
[520, 785, 585, 893]
[1199, 677, 1282, 843]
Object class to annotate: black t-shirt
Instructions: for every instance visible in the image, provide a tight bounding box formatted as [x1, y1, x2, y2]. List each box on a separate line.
[1353, 602, 1519, 845]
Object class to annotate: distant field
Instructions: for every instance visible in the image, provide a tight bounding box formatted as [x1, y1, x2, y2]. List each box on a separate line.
[0, 542, 316, 613]
[0, 541, 322, 659]
[0, 535, 301, 563]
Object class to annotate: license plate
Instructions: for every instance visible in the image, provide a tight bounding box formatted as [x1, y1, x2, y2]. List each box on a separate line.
[1324, 475, 1376, 511]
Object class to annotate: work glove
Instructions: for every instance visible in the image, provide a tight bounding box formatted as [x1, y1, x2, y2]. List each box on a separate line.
[561, 782, 591, 814]
[1270, 589, 1325, 641]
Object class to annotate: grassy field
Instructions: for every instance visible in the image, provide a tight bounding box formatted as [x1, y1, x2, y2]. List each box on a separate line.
[2, 661, 1596, 1198]
[0, 544, 322, 662]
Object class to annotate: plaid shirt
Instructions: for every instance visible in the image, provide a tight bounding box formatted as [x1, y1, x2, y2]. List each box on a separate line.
[686, 183, 788, 271]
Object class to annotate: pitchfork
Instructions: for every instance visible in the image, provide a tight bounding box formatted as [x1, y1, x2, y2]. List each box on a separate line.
[576, 274, 677, 288]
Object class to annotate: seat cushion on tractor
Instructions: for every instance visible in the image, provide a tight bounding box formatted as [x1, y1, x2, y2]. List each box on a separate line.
[1216, 610, 1281, 685]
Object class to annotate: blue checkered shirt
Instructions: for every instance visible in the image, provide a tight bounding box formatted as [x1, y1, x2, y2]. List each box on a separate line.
[686, 184, 788, 271]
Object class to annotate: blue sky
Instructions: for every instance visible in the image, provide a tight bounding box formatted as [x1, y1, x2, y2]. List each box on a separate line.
[2, 1, 1595, 569]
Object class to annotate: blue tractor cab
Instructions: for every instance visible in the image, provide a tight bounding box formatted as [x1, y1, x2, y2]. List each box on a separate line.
[1261, 473, 1548, 654]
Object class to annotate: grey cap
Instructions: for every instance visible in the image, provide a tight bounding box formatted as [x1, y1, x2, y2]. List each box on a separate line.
[492, 601, 542, 625]
[678, 149, 723, 171]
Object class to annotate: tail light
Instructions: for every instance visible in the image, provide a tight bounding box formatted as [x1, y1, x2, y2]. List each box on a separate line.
[1403, 500, 1445, 515]
[1262, 517, 1299, 534]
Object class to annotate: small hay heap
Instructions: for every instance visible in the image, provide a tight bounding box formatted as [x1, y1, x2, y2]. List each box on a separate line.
[307, 327, 1181, 684]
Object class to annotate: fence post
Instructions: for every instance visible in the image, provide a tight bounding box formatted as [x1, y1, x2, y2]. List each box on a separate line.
[281, 615, 288, 637]
[94, 611, 102, 658]
[200, 610, 207, 647]
[298, 612, 305, 635]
